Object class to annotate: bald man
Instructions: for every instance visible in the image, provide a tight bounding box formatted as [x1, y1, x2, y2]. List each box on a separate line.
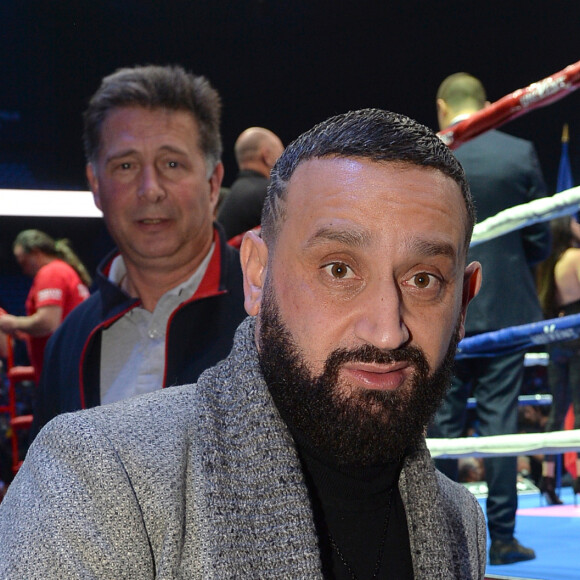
[218, 127, 284, 239]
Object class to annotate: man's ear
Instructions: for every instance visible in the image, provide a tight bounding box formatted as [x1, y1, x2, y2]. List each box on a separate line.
[208, 161, 225, 212]
[458, 261, 482, 339]
[86, 163, 101, 210]
[240, 230, 269, 316]
[436, 98, 449, 131]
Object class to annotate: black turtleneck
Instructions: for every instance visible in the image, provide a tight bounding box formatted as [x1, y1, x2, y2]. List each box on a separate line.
[293, 433, 414, 579]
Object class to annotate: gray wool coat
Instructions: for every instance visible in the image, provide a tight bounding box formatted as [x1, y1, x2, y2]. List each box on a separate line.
[0, 317, 486, 579]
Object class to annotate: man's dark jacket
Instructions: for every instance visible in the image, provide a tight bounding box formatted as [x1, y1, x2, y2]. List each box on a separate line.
[31, 225, 246, 438]
[457, 129, 551, 334]
[217, 169, 269, 239]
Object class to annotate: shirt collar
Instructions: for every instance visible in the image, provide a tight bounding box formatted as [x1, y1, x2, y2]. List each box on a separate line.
[108, 242, 215, 299]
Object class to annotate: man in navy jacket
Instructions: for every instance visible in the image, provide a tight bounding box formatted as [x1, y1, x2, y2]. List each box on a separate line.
[431, 72, 551, 566]
[31, 65, 247, 437]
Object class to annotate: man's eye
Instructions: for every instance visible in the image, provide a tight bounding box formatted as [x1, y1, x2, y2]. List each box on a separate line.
[410, 273, 435, 288]
[167, 161, 179, 168]
[323, 262, 354, 279]
[120, 162, 132, 170]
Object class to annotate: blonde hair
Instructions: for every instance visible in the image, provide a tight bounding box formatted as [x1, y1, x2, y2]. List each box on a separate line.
[14, 229, 92, 287]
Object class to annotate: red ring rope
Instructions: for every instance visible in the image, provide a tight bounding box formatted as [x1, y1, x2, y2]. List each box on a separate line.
[438, 60, 580, 149]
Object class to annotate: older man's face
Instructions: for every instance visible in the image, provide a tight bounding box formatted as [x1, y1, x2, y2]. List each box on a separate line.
[86, 106, 223, 276]
[242, 157, 480, 463]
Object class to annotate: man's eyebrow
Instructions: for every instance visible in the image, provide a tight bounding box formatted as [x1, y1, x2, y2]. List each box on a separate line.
[105, 145, 187, 163]
[105, 149, 136, 164]
[406, 238, 456, 260]
[304, 227, 458, 261]
[304, 226, 371, 249]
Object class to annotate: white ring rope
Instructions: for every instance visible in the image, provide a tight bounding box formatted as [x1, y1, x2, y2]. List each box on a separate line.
[427, 430, 580, 459]
[471, 185, 580, 247]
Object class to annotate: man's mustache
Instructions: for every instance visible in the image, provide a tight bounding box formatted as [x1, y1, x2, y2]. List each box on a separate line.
[323, 344, 429, 375]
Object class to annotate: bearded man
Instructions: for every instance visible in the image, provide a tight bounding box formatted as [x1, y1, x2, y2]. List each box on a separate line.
[0, 109, 485, 579]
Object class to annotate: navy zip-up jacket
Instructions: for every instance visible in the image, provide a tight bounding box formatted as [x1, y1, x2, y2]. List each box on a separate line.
[30, 225, 246, 440]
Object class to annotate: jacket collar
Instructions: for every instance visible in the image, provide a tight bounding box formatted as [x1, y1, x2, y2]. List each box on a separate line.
[94, 224, 230, 317]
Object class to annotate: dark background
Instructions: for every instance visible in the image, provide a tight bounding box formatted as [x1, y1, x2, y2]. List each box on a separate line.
[1, 0, 579, 298]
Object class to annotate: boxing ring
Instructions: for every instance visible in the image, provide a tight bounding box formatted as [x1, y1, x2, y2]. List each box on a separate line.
[1, 62, 579, 465]
[427, 59, 580, 463]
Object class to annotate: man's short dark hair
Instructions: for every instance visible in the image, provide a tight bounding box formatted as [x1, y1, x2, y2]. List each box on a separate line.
[261, 108, 475, 249]
[83, 64, 222, 172]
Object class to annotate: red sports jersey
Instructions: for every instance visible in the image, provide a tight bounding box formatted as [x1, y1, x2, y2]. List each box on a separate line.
[25, 259, 90, 380]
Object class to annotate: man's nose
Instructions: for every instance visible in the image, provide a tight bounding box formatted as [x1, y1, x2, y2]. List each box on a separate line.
[353, 279, 410, 350]
[138, 166, 167, 203]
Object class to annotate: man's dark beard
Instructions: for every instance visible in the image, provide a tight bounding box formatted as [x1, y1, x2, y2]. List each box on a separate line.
[258, 286, 461, 466]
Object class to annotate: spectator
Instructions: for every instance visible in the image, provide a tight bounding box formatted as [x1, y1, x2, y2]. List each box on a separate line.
[0, 230, 90, 381]
[536, 215, 580, 503]
[30, 65, 247, 437]
[218, 127, 284, 239]
[429, 72, 551, 566]
[459, 457, 485, 483]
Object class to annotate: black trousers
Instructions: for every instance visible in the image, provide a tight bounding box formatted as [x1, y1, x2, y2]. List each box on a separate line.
[429, 350, 525, 542]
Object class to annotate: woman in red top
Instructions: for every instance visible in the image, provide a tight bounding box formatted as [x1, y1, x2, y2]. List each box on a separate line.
[0, 230, 91, 381]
